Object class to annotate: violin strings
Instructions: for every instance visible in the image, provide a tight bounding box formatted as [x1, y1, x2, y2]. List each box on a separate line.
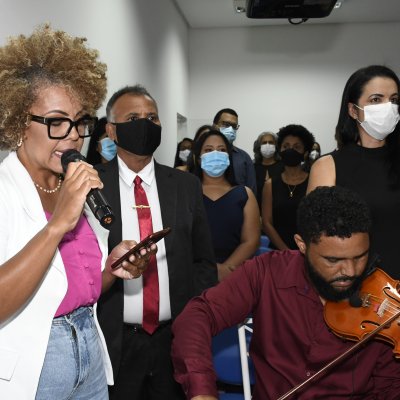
[367, 294, 400, 312]
[362, 293, 400, 318]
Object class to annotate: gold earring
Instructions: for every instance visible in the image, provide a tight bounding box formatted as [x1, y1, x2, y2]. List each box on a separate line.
[25, 113, 32, 127]
[16, 137, 23, 148]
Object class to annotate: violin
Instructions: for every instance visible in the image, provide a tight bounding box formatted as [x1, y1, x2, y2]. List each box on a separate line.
[278, 268, 400, 400]
[324, 268, 400, 357]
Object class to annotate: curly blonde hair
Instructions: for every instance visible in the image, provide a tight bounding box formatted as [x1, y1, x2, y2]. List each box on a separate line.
[0, 24, 107, 150]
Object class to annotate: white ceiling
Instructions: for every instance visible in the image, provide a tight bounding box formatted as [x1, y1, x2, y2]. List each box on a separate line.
[173, 0, 400, 28]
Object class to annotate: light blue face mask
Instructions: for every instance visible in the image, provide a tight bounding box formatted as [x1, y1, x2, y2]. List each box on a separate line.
[99, 137, 117, 161]
[219, 126, 237, 143]
[201, 150, 230, 177]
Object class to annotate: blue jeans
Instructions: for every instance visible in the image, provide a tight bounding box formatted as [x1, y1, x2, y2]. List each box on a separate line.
[35, 306, 108, 400]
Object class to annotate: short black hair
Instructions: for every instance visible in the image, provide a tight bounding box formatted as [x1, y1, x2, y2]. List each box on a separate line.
[277, 124, 315, 153]
[106, 84, 157, 120]
[213, 108, 238, 125]
[297, 186, 371, 245]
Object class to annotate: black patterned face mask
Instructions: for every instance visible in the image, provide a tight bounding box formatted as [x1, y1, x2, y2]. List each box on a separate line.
[114, 118, 161, 156]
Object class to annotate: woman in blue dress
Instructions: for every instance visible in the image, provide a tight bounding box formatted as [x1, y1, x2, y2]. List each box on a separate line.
[191, 130, 260, 281]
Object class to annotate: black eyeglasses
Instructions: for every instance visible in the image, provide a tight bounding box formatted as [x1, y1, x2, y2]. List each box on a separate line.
[219, 120, 240, 130]
[28, 114, 98, 139]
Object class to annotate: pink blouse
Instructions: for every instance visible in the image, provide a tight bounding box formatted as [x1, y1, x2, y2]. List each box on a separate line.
[45, 212, 103, 317]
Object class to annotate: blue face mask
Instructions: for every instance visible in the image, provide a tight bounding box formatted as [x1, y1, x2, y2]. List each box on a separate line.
[219, 126, 237, 143]
[201, 150, 230, 177]
[99, 137, 117, 161]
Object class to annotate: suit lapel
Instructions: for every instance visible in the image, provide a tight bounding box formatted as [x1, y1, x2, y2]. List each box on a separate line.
[98, 160, 177, 251]
[154, 162, 177, 249]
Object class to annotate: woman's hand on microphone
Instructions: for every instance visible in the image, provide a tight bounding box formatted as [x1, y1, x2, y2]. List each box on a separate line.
[49, 160, 103, 234]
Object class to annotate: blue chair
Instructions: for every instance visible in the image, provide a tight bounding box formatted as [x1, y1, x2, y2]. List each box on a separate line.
[254, 235, 271, 256]
[212, 318, 255, 399]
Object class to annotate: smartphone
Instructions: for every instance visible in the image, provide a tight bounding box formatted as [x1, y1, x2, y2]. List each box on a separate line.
[110, 227, 171, 270]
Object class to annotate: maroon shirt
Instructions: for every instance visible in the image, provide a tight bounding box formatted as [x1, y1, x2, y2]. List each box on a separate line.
[171, 250, 400, 399]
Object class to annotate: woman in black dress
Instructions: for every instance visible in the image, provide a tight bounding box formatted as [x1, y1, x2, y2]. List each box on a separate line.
[308, 65, 400, 278]
[262, 125, 315, 250]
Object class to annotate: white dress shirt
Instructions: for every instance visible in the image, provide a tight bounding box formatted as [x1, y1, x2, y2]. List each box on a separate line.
[118, 156, 171, 323]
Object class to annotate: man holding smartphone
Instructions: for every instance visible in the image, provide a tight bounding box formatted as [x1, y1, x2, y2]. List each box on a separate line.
[96, 85, 217, 400]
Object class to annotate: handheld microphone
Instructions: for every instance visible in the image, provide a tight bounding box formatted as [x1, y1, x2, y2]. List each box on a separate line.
[61, 149, 115, 229]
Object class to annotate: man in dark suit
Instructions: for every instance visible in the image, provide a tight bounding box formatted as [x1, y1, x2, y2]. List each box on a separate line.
[96, 85, 217, 400]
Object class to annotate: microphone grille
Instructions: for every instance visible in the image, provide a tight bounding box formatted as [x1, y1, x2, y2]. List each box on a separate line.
[61, 150, 85, 173]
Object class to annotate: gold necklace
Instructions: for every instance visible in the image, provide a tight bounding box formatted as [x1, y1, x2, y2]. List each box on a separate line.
[34, 175, 62, 194]
[287, 184, 297, 198]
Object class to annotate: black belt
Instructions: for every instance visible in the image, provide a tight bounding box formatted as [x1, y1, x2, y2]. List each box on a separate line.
[123, 320, 172, 334]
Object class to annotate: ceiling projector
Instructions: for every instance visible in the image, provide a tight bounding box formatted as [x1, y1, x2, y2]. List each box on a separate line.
[246, 0, 338, 19]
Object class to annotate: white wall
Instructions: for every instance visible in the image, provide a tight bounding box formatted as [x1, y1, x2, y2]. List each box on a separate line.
[0, 0, 189, 165]
[1, 4, 399, 163]
[188, 22, 400, 157]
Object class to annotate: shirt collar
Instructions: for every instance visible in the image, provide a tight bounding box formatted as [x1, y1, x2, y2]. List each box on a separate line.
[117, 156, 155, 187]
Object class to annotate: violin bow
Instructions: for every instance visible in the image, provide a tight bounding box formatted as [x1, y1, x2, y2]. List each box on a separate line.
[277, 308, 400, 400]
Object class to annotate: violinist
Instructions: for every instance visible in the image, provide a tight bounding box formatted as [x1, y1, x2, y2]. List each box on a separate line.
[171, 186, 400, 400]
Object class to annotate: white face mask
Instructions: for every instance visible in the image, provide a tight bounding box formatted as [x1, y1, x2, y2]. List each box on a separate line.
[355, 102, 400, 141]
[179, 149, 191, 163]
[260, 143, 276, 158]
[309, 150, 320, 160]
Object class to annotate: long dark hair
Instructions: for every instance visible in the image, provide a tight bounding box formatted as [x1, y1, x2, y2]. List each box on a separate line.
[193, 124, 213, 142]
[335, 65, 400, 188]
[86, 117, 107, 165]
[191, 130, 237, 185]
[173, 137, 193, 167]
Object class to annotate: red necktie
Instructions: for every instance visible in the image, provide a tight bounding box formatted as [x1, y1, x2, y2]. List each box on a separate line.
[134, 175, 159, 334]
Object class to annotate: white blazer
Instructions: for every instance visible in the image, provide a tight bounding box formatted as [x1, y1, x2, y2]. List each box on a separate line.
[0, 152, 113, 399]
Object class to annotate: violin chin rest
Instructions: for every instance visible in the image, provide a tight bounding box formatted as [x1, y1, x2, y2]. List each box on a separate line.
[349, 291, 363, 308]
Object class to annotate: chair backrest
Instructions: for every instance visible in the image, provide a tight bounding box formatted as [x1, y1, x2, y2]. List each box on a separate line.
[260, 235, 270, 249]
[212, 318, 255, 400]
[254, 235, 271, 256]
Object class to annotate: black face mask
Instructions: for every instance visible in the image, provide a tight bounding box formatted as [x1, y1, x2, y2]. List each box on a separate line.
[279, 148, 304, 167]
[114, 118, 161, 156]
